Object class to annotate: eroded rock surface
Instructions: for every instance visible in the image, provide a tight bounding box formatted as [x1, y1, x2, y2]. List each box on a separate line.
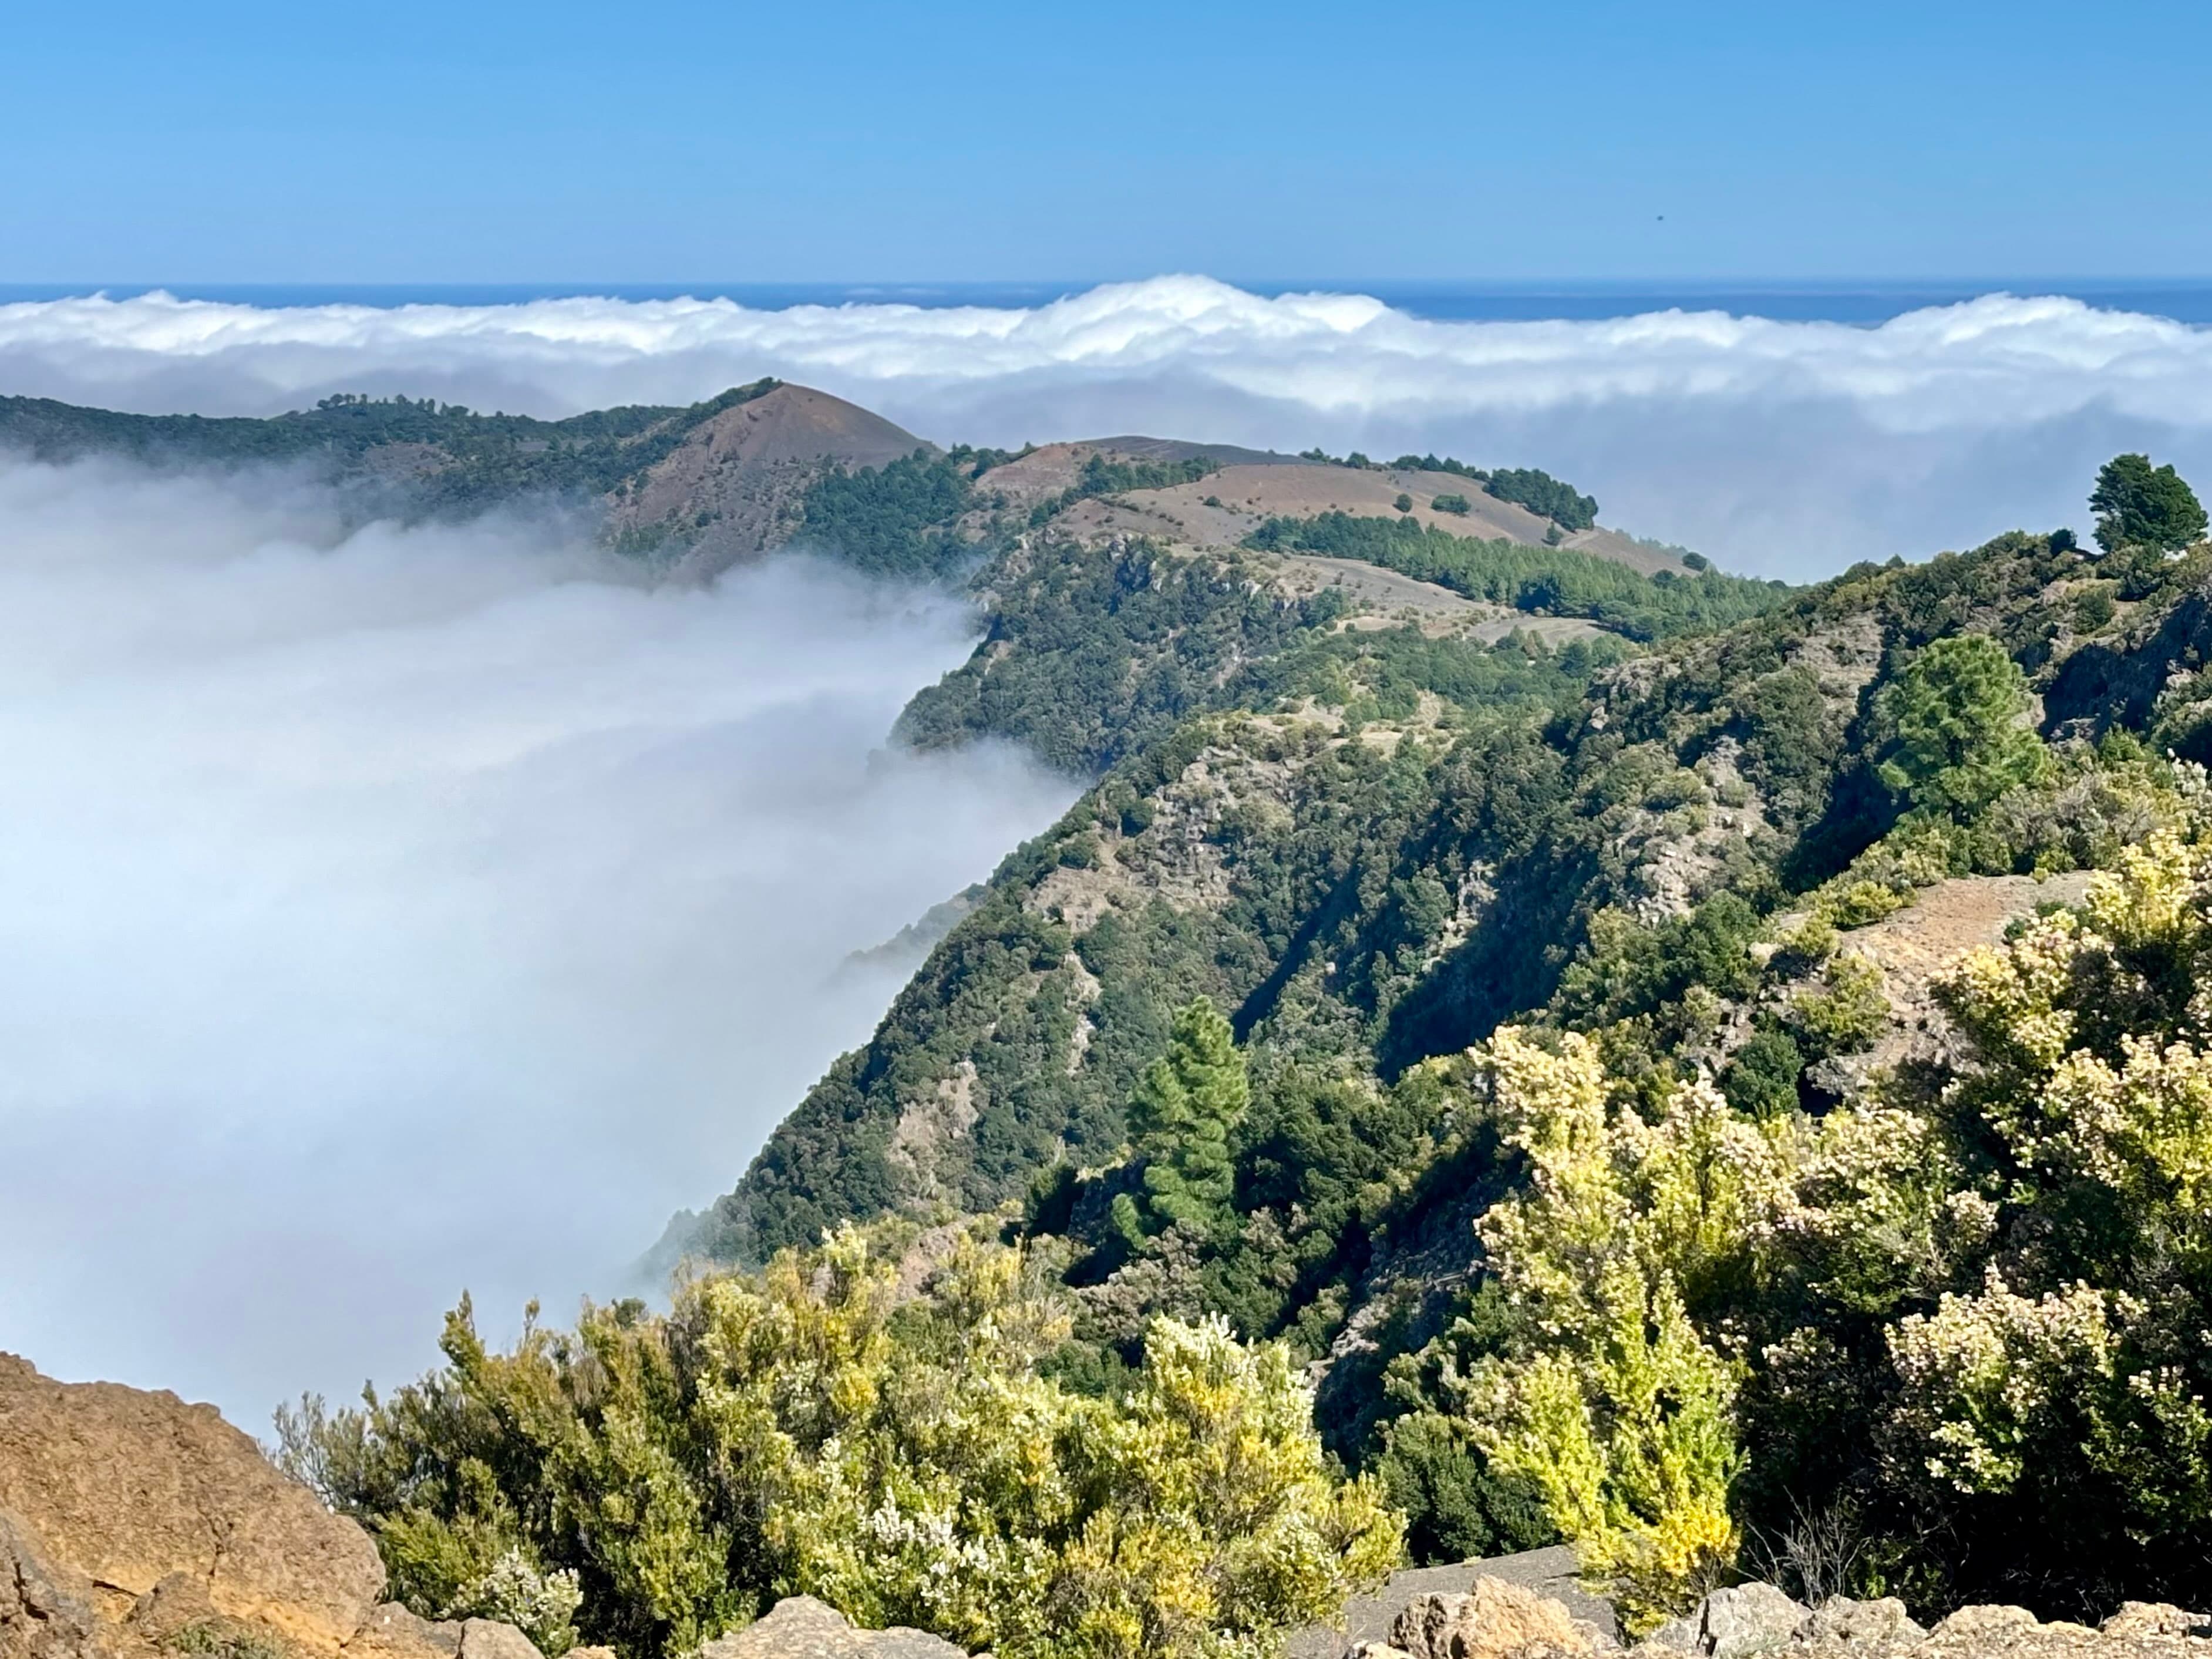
[695, 1596, 971, 1659]
[0, 1354, 541, 1659]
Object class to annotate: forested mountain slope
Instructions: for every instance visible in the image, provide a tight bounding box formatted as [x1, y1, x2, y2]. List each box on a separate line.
[693, 532, 2103, 1266]
[0, 379, 931, 571]
[255, 421, 2212, 1652]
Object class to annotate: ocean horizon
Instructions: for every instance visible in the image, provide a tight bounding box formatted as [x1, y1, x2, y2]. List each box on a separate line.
[12, 276, 2212, 325]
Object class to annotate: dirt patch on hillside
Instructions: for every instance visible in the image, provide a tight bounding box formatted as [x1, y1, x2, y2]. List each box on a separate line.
[1844, 871, 2094, 995]
[981, 446, 1681, 577]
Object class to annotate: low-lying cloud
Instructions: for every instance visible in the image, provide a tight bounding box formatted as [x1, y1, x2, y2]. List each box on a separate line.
[8, 279, 2212, 575]
[0, 456, 1075, 1425]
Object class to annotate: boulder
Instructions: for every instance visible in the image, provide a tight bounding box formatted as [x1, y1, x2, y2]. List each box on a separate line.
[346, 1605, 466, 1659]
[1793, 1597, 1926, 1652]
[0, 1353, 382, 1654]
[1644, 1585, 1809, 1659]
[0, 1353, 544, 1659]
[696, 1596, 972, 1659]
[1388, 1576, 1600, 1659]
[0, 1509, 100, 1659]
[1928, 1605, 2043, 1642]
[1293, 1546, 1617, 1659]
[2103, 1605, 2212, 1641]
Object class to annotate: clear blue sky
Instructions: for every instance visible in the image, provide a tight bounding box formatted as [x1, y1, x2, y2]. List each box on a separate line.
[5, 0, 2207, 284]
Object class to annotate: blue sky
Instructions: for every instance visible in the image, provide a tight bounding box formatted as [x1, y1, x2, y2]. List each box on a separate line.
[4, 0, 2208, 283]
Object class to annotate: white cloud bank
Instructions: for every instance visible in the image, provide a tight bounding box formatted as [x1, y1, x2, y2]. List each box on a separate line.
[0, 457, 1075, 1425]
[8, 278, 2212, 576]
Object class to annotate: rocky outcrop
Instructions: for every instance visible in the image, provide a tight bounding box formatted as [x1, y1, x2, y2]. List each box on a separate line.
[695, 1596, 970, 1659]
[1363, 1575, 1611, 1659]
[1645, 1584, 1812, 1658]
[1633, 1585, 2212, 1659]
[0, 1354, 543, 1659]
[1319, 1571, 2212, 1659]
[1290, 1547, 1617, 1659]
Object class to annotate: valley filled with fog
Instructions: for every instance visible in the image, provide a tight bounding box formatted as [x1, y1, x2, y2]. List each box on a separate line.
[0, 457, 1075, 1422]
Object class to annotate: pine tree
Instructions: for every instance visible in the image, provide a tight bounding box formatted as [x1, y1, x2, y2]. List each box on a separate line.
[1112, 997, 1250, 1246]
[1876, 634, 2050, 819]
[2090, 452, 2207, 554]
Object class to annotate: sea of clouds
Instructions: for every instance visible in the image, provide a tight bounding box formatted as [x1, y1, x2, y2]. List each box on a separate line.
[0, 457, 1075, 1424]
[9, 277, 2212, 576]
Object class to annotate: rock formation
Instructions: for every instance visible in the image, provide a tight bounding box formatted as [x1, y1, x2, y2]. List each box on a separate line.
[0, 1354, 544, 1659]
[1332, 1573, 2212, 1659]
[693, 1597, 968, 1659]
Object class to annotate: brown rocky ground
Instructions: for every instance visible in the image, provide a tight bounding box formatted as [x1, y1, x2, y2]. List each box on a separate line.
[974, 443, 1677, 575]
[0, 1355, 551, 1659]
[1308, 1567, 2212, 1659]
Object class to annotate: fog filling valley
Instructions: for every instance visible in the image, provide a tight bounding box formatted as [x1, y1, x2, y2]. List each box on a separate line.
[0, 457, 1076, 1424]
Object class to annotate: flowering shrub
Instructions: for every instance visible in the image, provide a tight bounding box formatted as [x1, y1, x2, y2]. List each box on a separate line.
[278, 1227, 1398, 1659]
[1394, 794, 2212, 1618]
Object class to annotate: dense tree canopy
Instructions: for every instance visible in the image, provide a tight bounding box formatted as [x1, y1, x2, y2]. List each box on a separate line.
[1876, 634, 2051, 817]
[2089, 452, 2207, 554]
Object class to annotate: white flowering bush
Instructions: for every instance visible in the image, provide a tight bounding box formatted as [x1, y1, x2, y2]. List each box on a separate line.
[455, 1550, 585, 1657]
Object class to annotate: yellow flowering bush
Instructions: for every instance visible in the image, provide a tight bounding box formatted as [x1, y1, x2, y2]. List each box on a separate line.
[278, 1227, 1399, 1659]
[1446, 1031, 1765, 1628]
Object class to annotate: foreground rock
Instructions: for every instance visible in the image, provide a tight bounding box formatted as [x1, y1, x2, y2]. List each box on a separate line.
[1644, 1585, 2212, 1659]
[1355, 1574, 1613, 1659]
[1319, 1569, 2212, 1659]
[1291, 1547, 1620, 1659]
[0, 1353, 544, 1659]
[696, 1596, 970, 1659]
[1645, 1584, 1813, 1658]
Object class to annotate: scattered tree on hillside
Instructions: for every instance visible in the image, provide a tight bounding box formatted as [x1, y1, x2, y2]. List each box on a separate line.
[1112, 998, 1250, 1246]
[1876, 634, 2050, 818]
[1484, 466, 1599, 532]
[2090, 453, 2207, 554]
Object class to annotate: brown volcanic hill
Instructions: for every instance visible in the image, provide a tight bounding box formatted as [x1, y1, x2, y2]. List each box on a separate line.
[607, 383, 934, 575]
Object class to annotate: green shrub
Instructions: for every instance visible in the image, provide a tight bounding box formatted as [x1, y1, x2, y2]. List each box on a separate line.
[276, 1230, 1400, 1659]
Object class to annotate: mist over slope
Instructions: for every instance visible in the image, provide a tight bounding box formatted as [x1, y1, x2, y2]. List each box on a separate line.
[0, 456, 1075, 1423]
[9, 278, 2212, 573]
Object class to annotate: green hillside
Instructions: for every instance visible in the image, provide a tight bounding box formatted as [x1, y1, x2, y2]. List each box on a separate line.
[50, 388, 2212, 1652]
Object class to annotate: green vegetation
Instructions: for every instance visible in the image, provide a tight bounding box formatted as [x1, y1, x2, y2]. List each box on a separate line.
[798, 449, 979, 578]
[1875, 634, 2051, 818]
[693, 451, 2212, 1634]
[2090, 451, 2206, 554]
[1388, 453, 1484, 479]
[1244, 512, 1787, 640]
[0, 382, 785, 524]
[1109, 997, 1249, 1246]
[1482, 466, 1598, 531]
[1431, 493, 1471, 515]
[277, 1227, 1398, 1659]
[894, 537, 1336, 772]
[76, 392, 2212, 1643]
